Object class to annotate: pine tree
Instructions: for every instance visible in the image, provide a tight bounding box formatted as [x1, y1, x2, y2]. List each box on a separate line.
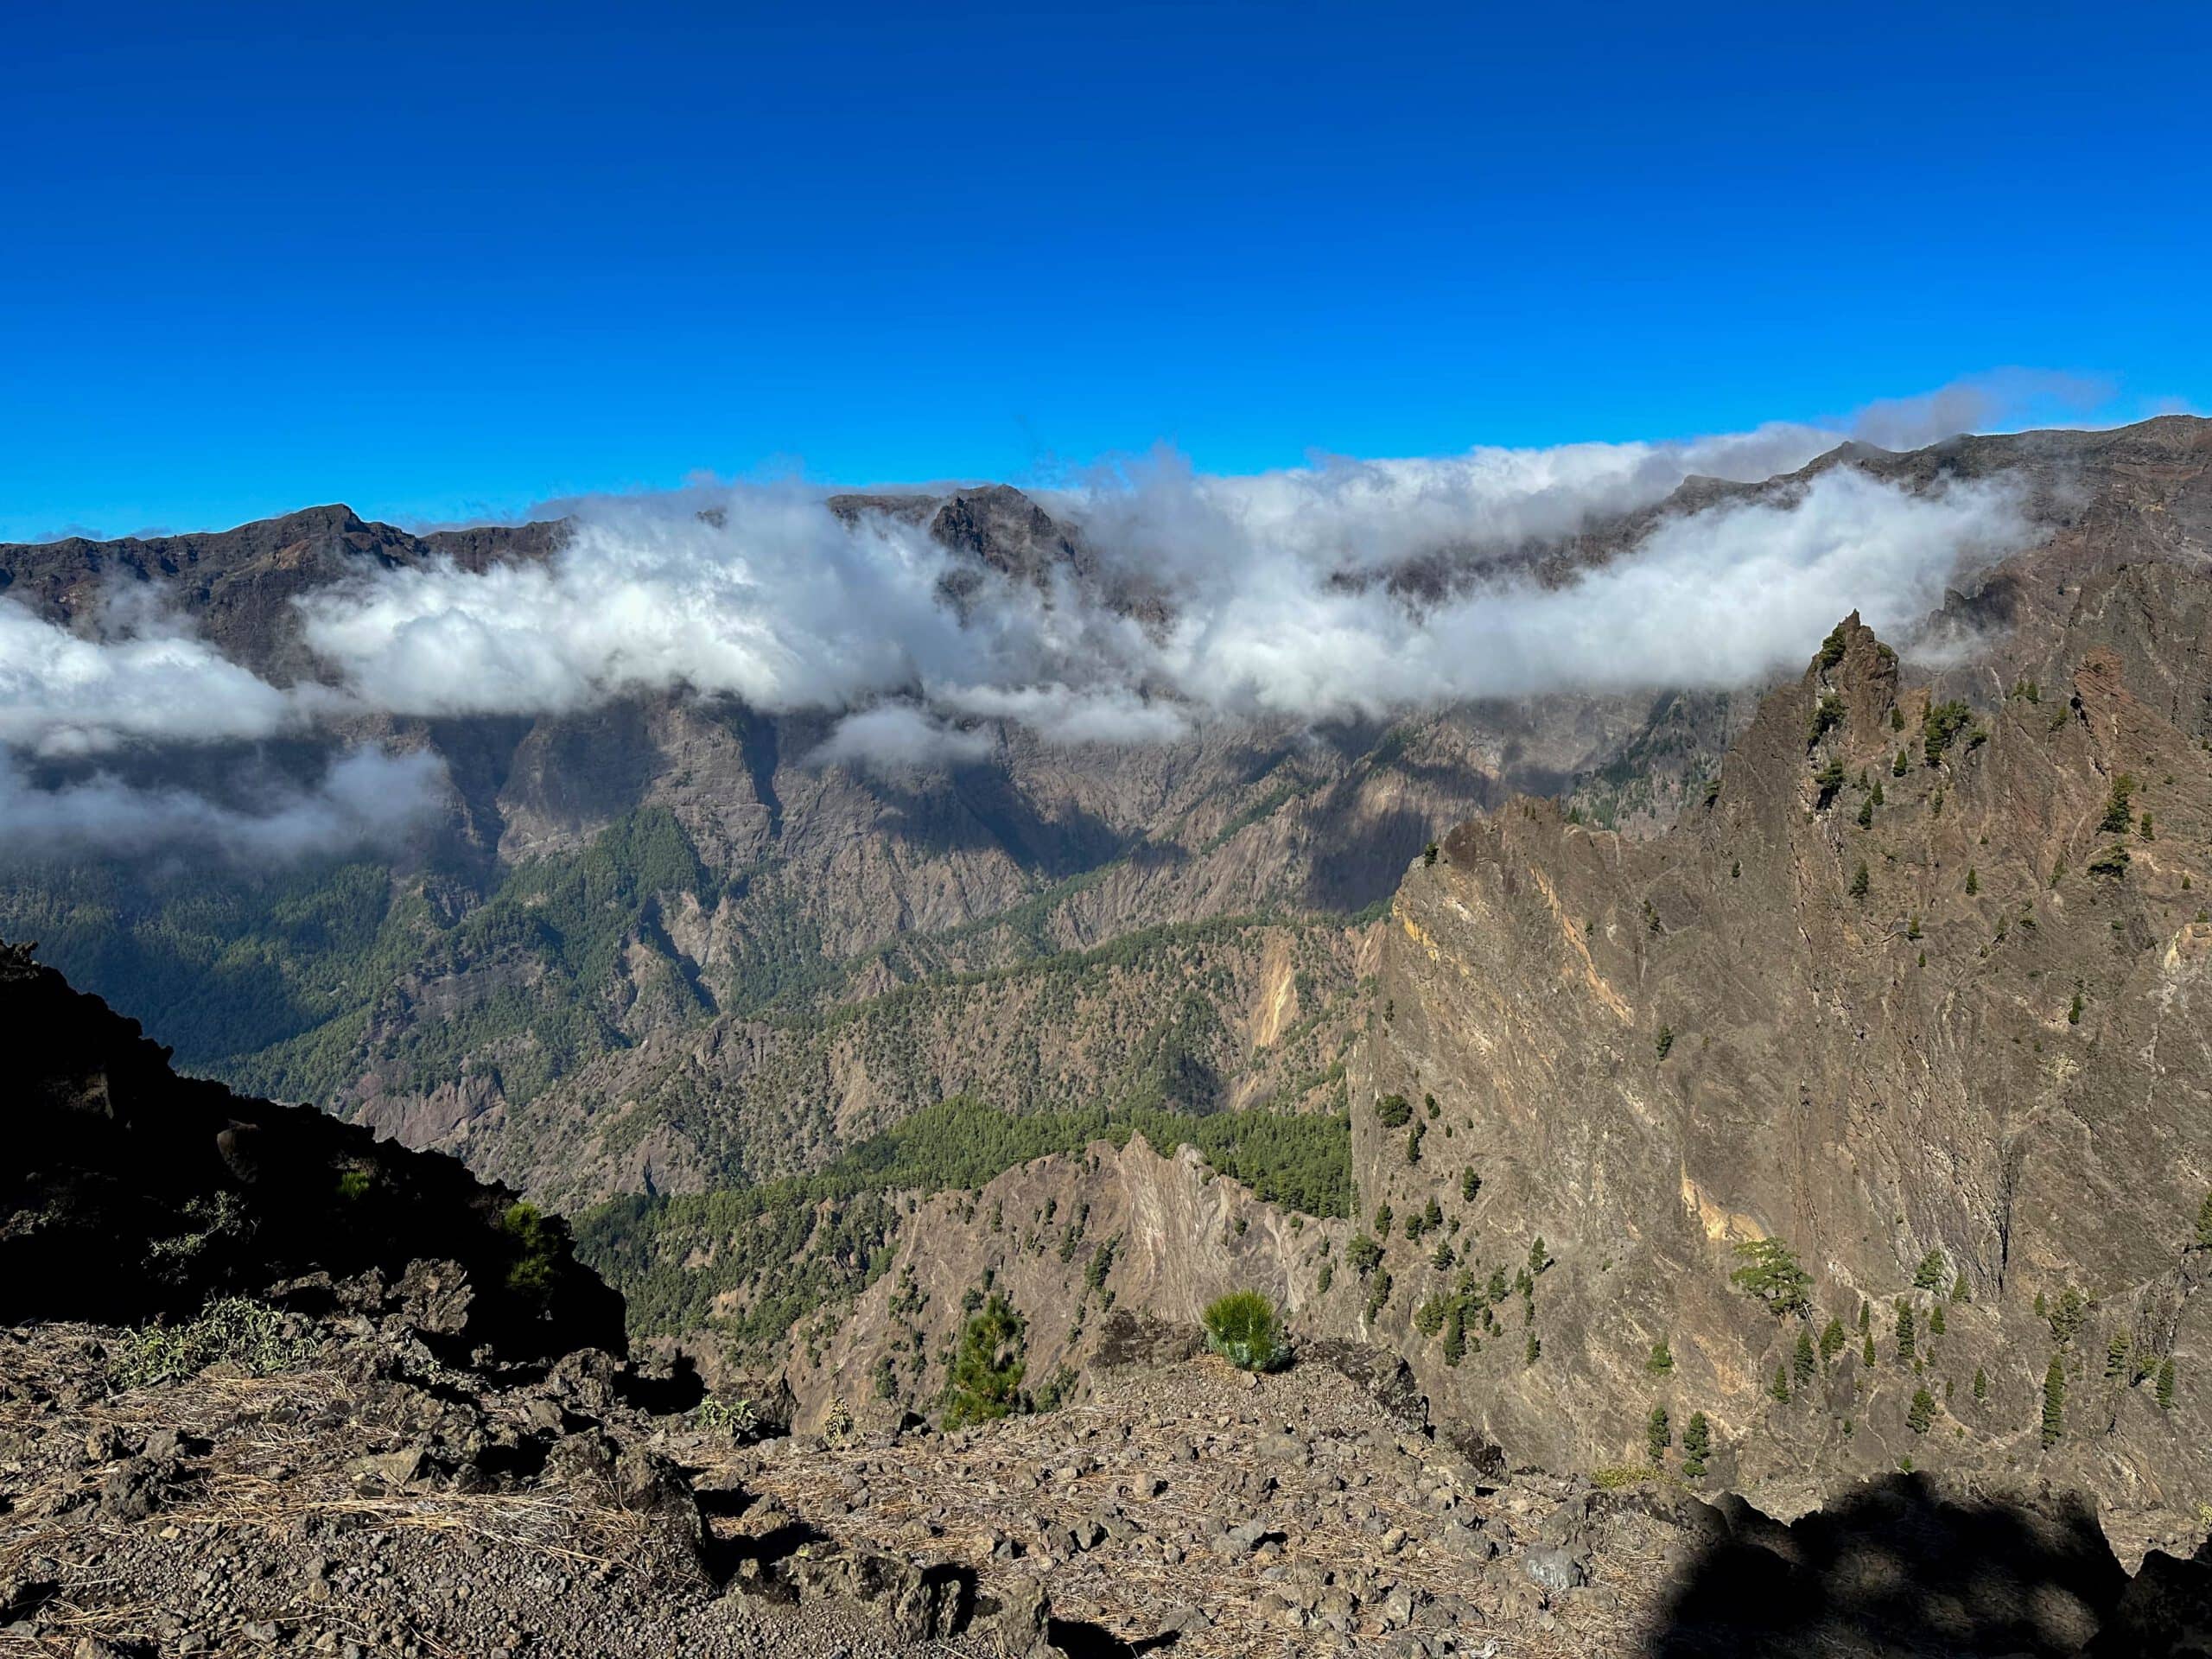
[2196, 1191, 2212, 1251]
[1862, 1332, 1878, 1367]
[1929, 1304, 1946, 1336]
[1461, 1167, 1482, 1203]
[1528, 1236, 1550, 1276]
[1896, 1302, 1916, 1363]
[1647, 1339, 1675, 1376]
[1973, 1366, 1988, 1403]
[2106, 1332, 2131, 1380]
[944, 1295, 1027, 1428]
[1681, 1411, 1712, 1479]
[1524, 1329, 1541, 1367]
[2041, 1355, 2067, 1448]
[1728, 1238, 1812, 1318]
[1443, 1302, 1466, 1367]
[2158, 1357, 2177, 1410]
[1820, 1318, 1846, 1365]
[1908, 1387, 1936, 1435]
[1770, 1364, 1791, 1403]
[1794, 1329, 1818, 1389]
[1859, 1300, 1871, 1333]
[1914, 1249, 1946, 1291]
[1951, 1272, 1970, 1304]
[1850, 861, 1871, 899]
[1646, 1405, 1671, 1465]
[1965, 867, 1980, 895]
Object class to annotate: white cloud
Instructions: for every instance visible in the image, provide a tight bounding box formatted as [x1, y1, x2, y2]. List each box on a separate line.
[282, 424, 2030, 749]
[1154, 469, 2024, 717]
[936, 683, 1191, 747]
[0, 393, 2046, 844]
[0, 746, 449, 864]
[0, 598, 308, 754]
[810, 704, 996, 775]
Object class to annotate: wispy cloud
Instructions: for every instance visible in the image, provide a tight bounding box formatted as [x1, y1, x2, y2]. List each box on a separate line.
[0, 746, 448, 864]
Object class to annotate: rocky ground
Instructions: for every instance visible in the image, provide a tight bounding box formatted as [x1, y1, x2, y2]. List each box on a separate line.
[0, 1273, 1012, 1659]
[718, 1342, 1675, 1658]
[10, 1271, 2202, 1658]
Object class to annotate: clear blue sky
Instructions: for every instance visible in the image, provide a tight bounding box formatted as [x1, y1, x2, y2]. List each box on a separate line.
[3, 1, 2207, 539]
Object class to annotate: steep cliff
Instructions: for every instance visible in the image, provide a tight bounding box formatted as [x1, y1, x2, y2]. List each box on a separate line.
[1352, 563, 2212, 1538]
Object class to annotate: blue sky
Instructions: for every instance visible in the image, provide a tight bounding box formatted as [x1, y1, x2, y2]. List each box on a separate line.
[3, 0, 2207, 540]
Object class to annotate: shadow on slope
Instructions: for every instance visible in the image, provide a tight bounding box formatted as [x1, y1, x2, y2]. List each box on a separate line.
[1649, 1472, 2212, 1657]
[0, 938, 626, 1363]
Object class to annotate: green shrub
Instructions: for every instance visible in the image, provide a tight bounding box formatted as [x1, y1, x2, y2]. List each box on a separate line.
[1730, 1238, 1812, 1318]
[1681, 1411, 1712, 1479]
[1203, 1290, 1287, 1373]
[110, 1297, 313, 1390]
[694, 1395, 760, 1441]
[499, 1201, 563, 1304]
[2100, 774, 2136, 833]
[1908, 1388, 1936, 1435]
[1376, 1093, 1414, 1128]
[1923, 700, 1974, 766]
[1808, 694, 1846, 747]
[944, 1294, 1027, 1427]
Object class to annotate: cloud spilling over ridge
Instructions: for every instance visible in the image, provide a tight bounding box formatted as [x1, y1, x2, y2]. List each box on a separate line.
[1144, 468, 2023, 718]
[1046, 422, 1847, 577]
[289, 440, 2027, 752]
[0, 746, 448, 864]
[0, 410, 2037, 849]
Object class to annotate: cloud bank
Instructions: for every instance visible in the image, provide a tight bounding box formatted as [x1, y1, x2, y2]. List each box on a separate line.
[0, 402, 2041, 849]
[0, 747, 448, 865]
[284, 438, 2025, 751]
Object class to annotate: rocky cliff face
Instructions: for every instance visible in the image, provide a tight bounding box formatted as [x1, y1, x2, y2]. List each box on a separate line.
[1351, 529, 2212, 1541]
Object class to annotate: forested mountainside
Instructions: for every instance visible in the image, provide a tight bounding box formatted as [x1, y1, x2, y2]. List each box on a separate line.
[0, 480, 1751, 1206]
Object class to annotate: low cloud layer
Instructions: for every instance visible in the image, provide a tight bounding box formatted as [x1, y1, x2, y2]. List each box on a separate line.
[288, 439, 2025, 751]
[0, 746, 448, 865]
[0, 599, 306, 754]
[0, 399, 2044, 849]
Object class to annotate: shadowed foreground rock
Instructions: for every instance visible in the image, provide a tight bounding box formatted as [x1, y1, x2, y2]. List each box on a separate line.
[0, 939, 625, 1361]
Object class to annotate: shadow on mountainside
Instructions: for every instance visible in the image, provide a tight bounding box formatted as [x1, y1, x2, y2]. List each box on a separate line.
[1648, 1472, 2212, 1657]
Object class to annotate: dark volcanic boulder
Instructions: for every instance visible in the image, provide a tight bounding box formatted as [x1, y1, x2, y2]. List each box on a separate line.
[0, 940, 624, 1361]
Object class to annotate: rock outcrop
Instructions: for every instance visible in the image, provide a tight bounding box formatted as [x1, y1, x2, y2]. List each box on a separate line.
[1352, 561, 2212, 1544]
